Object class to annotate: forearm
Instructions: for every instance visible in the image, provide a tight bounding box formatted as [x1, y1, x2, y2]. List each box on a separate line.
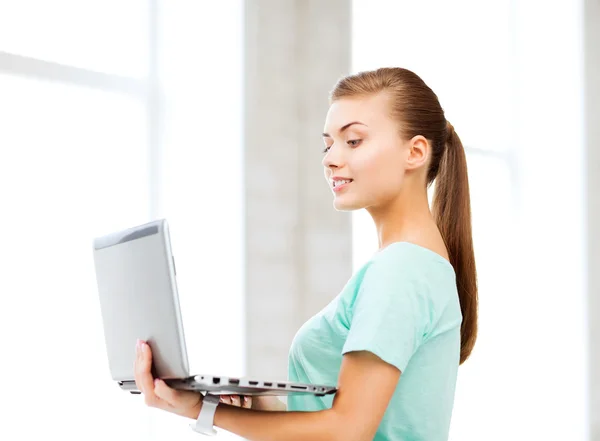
[209, 403, 343, 441]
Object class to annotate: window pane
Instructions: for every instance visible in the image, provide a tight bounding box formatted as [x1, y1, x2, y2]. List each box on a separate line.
[0, 0, 148, 77]
[0, 73, 150, 439]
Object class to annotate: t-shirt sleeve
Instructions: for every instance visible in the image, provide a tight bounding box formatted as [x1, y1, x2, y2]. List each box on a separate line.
[341, 257, 432, 373]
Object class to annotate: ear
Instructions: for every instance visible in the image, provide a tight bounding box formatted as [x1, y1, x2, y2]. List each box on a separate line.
[405, 135, 429, 170]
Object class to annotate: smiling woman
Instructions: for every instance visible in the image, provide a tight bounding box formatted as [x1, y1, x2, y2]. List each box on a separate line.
[135, 67, 477, 441]
[292, 67, 476, 438]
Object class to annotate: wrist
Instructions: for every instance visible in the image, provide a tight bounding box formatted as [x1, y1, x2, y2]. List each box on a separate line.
[187, 394, 204, 420]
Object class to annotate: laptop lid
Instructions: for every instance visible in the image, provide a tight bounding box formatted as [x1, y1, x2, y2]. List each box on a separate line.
[92, 219, 190, 381]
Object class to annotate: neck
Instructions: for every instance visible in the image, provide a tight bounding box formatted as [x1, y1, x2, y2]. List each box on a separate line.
[367, 184, 436, 250]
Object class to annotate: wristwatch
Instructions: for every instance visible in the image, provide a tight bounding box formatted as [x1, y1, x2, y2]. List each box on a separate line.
[190, 393, 220, 436]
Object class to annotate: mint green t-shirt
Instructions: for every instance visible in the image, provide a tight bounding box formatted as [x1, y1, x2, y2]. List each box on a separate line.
[287, 242, 462, 441]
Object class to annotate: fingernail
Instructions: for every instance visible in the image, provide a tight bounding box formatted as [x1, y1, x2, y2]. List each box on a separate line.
[141, 343, 147, 352]
[243, 396, 248, 402]
[154, 378, 160, 386]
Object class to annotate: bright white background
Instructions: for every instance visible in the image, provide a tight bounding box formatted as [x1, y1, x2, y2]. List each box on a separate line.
[0, 0, 591, 440]
[352, 0, 589, 440]
[0, 1, 244, 440]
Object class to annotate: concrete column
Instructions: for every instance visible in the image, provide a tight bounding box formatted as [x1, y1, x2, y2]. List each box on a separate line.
[585, 0, 600, 439]
[244, 0, 353, 379]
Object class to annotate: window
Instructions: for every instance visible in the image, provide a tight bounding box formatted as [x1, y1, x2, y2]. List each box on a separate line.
[0, 1, 244, 440]
[0, 72, 151, 440]
[0, 0, 148, 77]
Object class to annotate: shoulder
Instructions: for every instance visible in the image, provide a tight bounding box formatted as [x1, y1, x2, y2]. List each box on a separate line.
[360, 241, 453, 284]
[349, 242, 456, 318]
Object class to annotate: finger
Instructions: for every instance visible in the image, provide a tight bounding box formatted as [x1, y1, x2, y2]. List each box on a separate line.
[135, 340, 165, 407]
[135, 340, 155, 394]
[220, 395, 232, 405]
[242, 396, 252, 409]
[230, 395, 241, 406]
[133, 340, 147, 393]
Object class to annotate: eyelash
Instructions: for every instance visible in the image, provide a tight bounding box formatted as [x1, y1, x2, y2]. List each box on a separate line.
[322, 139, 362, 153]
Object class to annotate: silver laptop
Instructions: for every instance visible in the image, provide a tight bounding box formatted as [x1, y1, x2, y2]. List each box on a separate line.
[92, 218, 337, 397]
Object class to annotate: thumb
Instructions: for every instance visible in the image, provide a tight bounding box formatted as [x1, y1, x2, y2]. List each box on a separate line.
[153, 378, 180, 405]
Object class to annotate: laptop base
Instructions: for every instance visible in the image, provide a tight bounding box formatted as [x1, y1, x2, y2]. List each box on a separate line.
[118, 374, 336, 397]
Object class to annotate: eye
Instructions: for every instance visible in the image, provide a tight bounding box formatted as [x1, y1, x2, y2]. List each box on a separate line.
[347, 139, 362, 147]
[322, 145, 331, 154]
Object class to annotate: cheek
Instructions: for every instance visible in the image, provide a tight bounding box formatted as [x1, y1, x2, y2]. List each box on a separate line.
[355, 148, 403, 190]
[353, 146, 381, 174]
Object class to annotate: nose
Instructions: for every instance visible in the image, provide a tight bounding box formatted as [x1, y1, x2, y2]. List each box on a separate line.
[322, 144, 342, 170]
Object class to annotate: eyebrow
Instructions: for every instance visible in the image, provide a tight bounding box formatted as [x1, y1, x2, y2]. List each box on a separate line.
[322, 121, 367, 138]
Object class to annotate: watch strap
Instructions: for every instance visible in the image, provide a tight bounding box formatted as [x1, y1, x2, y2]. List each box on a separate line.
[189, 393, 220, 436]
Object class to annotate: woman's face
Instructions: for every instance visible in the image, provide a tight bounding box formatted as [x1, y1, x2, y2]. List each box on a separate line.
[322, 93, 414, 212]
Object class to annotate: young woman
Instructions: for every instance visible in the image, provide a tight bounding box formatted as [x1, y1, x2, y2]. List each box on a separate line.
[134, 67, 478, 441]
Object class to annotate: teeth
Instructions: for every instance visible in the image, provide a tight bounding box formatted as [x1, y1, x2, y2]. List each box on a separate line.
[333, 179, 351, 187]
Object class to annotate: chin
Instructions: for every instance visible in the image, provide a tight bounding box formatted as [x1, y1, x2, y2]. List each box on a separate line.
[333, 197, 363, 211]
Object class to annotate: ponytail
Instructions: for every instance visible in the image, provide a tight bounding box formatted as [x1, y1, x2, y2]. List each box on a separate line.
[432, 121, 478, 364]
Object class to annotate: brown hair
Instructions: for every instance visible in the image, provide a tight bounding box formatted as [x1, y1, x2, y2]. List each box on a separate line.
[330, 67, 478, 364]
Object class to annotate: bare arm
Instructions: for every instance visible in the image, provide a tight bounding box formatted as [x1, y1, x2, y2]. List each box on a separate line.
[206, 351, 400, 441]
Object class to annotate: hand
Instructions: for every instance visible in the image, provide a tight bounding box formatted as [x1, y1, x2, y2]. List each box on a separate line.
[134, 339, 203, 420]
[219, 394, 252, 408]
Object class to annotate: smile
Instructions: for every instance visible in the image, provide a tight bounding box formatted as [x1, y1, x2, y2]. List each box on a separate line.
[332, 179, 353, 192]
